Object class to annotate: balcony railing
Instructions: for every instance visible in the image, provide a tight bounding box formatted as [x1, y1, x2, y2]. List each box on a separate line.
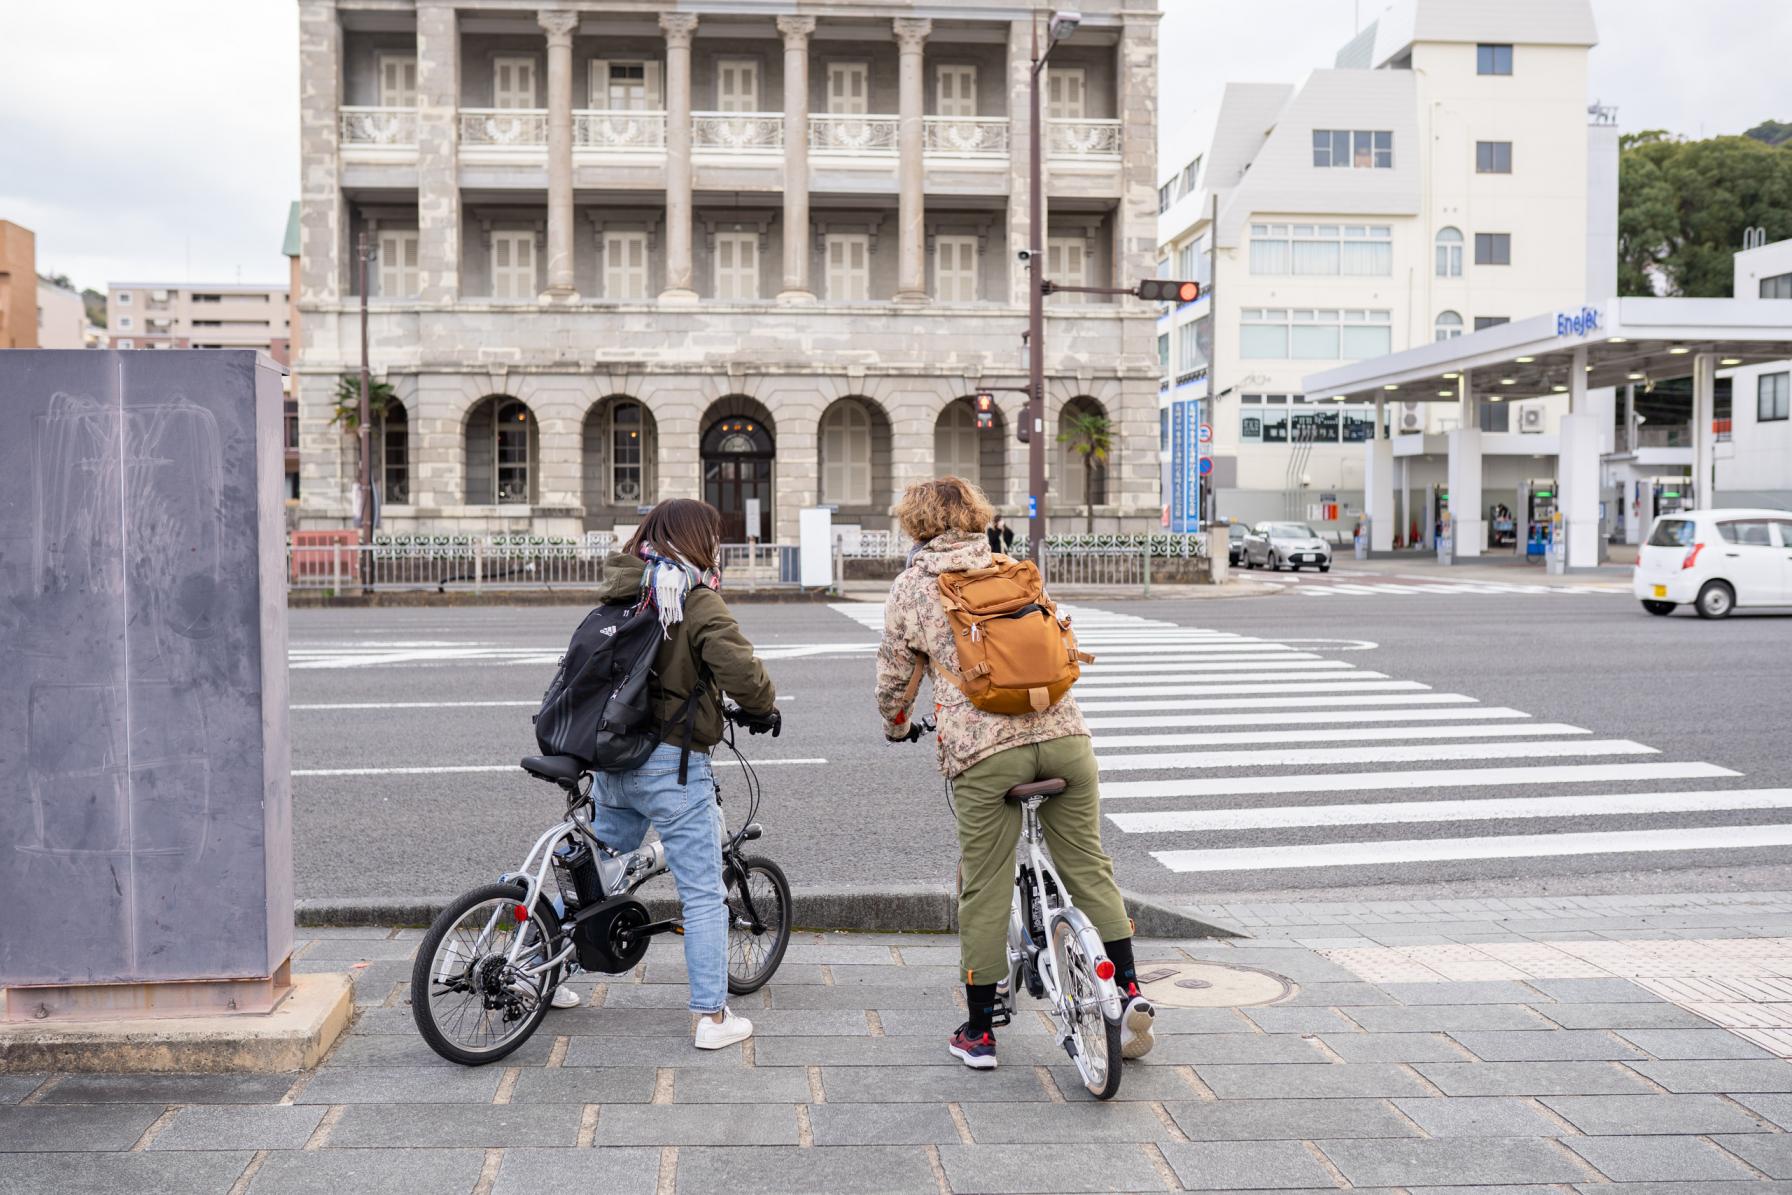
[1047, 118, 1123, 159]
[574, 109, 667, 150]
[810, 113, 899, 155]
[460, 108, 548, 147]
[923, 116, 1009, 156]
[1637, 424, 1693, 448]
[340, 106, 418, 147]
[691, 112, 783, 152]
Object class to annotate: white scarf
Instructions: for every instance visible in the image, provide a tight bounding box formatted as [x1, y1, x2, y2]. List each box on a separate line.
[639, 544, 720, 638]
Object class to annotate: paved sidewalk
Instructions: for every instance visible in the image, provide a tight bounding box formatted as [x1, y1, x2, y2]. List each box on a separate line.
[9, 922, 1792, 1193]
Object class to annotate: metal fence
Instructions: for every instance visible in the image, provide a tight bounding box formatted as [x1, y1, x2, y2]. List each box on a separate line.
[288, 540, 802, 593]
[1039, 545, 1151, 593]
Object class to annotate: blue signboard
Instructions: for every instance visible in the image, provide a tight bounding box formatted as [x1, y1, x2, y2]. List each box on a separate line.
[1168, 399, 1205, 533]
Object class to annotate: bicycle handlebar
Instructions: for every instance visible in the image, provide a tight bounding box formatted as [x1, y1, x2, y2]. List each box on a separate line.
[723, 704, 782, 737]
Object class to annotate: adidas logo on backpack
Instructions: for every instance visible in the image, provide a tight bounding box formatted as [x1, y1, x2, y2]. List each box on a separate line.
[599, 625, 618, 637]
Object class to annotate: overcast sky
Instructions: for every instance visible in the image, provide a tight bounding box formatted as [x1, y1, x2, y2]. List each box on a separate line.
[6, 1, 1787, 294]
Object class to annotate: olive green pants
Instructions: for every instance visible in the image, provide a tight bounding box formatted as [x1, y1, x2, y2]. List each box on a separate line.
[952, 735, 1133, 984]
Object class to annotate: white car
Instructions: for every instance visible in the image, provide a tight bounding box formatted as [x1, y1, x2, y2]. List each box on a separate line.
[1242, 522, 1333, 572]
[1634, 508, 1792, 619]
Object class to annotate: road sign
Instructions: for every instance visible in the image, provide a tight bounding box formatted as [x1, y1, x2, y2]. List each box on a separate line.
[1028, 494, 1037, 519]
[1198, 456, 1213, 476]
[1197, 424, 1212, 444]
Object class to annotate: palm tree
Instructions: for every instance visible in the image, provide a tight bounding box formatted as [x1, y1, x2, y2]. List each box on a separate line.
[329, 373, 396, 432]
[1056, 408, 1112, 532]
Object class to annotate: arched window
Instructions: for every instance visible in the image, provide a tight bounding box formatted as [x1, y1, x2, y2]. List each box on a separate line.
[1057, 396, 1110, 510]
[465, 396, 537, 505]
[1434, 310, 1464, 342]
[1435, 227, 1463, 278]
[582, 399, 658, 513]
[376, 400, 410, 504]
[934, 401, 981, 486]
[819, 400, 872, 506]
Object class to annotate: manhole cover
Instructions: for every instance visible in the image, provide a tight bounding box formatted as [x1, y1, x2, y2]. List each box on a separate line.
[1136, 961, 1295, 1009]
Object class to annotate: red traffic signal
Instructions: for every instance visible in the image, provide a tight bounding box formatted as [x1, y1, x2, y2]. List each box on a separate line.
[973, 391, 995, 431]
[1135, 279, 1200, 303]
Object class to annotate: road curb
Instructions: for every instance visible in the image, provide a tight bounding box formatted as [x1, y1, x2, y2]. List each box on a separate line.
[288, 588, 838, 608]
[296, 886, 1241, 940]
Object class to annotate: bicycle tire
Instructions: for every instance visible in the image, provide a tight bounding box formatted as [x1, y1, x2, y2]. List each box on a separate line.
[1050, 914, 1122, 1100]
[725, 854, 792, 995]
[411, 882, 563, 1066]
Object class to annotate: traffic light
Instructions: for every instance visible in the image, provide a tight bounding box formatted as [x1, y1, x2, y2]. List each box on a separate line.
[974, 391, 996, 431]
[1135, 279, 1200, 303]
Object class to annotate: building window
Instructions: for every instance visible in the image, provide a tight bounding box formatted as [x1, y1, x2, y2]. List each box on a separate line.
[495, 401, 531, 501]
[934, 401, 982, 486]
[117, 315, 133, 330]
[117, 291, 132, 305]
[824, 233, 870, 301]
[936, 65, 977, 117]
[1435, 310, 1463, 341]
[1176, 320, 1208, 376]
[284, 398, 300, 451]
[1475, 232, 1511, 265]
[602, 230, 649, 300]
[1476, 140, 1513, 173]
[1181, 156, 1201, 192]
[1760, 372, 1790, 422]
[1478, 402, 1511, 432]
[1045, 67, 1085, 120]
[117, 338, 134, 349]
[1046, 236, 1088, 302]
[934, 234, 978, 302]
[1157, 333, 1170, 375]
[1435, 227, 1463, 277]
[819, 401, 872, 505]
[377, 229, 420, 298]
[379, 402, 410, 503]
[716, 59, 760, 112]
[493, 56, 537, 108]
[491, 230, 537, 299]
[377, 53, 418, 107]
[826, 62, 870, 115]
[1176, 239, 1200, 281]
[714, 231, 759, 300]
[1761, 272, 1792, 299]
[1250, 223, 1392, 276]
[1477, 44, 1514, 75]
[609, 400, 652, 503]
[591, 59, 661, 110]
[1240, 309, 1391, 361]
[1157, 184, 1173, 214]
[1474, 315, 1510, 331]
[1312, 129, 1391, 168]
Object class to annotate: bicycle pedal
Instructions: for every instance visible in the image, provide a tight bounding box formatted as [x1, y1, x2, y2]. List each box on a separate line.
[989, 1002, 1013, 1029]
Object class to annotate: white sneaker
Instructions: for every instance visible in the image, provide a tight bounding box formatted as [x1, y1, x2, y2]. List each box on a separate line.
[1120, 994, 1156, 1059]
[549, 984, 581, 1009]
[694, 1006, 753, 1050]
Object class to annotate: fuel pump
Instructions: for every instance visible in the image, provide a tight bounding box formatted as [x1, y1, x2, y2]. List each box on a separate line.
[1651, 479, 1692, 518]
[1526, 481, 1558, 559]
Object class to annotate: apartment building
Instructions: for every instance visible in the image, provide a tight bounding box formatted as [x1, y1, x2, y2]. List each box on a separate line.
[1157, 0, 1615, 532]
[106, 283, 293, 363]
[294, 1, 1161, 541]
[1714, 235, 1792, 510]
[36, 279, 85, 349]
[0, 221, 37, 349]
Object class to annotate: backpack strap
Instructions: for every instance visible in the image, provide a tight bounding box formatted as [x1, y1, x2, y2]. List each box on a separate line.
[668, 659, 714, 786]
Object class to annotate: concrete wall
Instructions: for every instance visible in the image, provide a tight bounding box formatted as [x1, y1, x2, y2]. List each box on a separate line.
[0, 220, 38, 349]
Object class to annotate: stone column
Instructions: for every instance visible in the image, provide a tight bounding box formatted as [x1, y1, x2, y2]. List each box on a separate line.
[776, 16, 816, 302]
[893, 18, 931, 302]
[1446, 427, 1484, 559]
[660, 13, 699, 301]
[539, 10, 579, 300]
[1004, 19, 1033, 308]
[416, 3, 460, 303]
[297, 0, 344, 305]
[1365, 399, 1395, 552]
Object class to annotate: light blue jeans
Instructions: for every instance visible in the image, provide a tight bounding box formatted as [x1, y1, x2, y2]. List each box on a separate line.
[592, 742, 728, 1014]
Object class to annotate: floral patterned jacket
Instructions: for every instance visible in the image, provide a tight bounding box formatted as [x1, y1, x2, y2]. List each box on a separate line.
[874, 534, 1089, 778]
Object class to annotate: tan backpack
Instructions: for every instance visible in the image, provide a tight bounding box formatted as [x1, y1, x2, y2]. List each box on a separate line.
[927, 556, 1093, 715]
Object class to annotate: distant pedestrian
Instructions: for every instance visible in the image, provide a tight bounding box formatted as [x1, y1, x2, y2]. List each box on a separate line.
[985, 515, 1014, 556]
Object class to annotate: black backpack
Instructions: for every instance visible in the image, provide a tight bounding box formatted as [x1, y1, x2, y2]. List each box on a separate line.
[533, 600, 670, 772]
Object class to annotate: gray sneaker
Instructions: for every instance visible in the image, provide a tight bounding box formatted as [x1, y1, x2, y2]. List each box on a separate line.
[1120, 993, 1156, 1059]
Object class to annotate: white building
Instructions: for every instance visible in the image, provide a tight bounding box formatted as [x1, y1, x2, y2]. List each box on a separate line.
[1716, 236, 1792, 510]
[1157, 0, 1616, 538]
[35, 279, 85, 349]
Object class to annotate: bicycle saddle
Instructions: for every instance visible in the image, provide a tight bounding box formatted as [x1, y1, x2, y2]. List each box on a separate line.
[1006, 778, 1067, 802]
[521, 754, 586, 786]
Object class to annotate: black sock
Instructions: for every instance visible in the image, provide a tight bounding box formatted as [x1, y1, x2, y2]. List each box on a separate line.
[1103, 938, 1138, 992]
[965, 982, 999, 1036]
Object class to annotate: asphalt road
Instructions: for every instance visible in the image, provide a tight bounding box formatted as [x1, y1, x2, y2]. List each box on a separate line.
[290, 585, 1792, 908]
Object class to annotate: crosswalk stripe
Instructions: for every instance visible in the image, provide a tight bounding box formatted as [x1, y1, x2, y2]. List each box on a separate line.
[1111, 788, 1792, 835]
[1077, 693, 1480, 713]
[1085, 658, 1347, 673]
[1094, 722, 1588, 750]
[1083, 707, 1530, 730]
[1152, 825, 1792, 873]
[1100, 761, 1738, 800]
[1081, 671, 1389, 687]
[1096, 738, 1654, 773]
[1077, 679, 1423, 697]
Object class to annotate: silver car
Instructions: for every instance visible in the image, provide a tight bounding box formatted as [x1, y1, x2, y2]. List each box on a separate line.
[1242, 522, 1333, 572]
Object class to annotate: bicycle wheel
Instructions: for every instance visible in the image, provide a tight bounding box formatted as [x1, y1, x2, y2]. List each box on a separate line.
[725, 855, 791, 994]
[1050, 914, 1122, 1100]
[411, 882, 563, 1066]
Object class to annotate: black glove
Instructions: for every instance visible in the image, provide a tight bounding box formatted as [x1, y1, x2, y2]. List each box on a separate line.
[740, 707, 781, 737]
[888, 720, 926, 744]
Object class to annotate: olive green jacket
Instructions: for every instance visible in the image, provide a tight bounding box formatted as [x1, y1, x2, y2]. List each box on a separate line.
[595, 553, 776, 751]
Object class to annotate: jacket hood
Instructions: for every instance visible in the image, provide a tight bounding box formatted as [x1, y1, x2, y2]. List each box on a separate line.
[597, 551, 649, 602]
[910, 533, 993, 575]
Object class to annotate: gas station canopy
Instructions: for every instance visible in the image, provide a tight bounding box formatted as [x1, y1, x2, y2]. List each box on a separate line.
[1303, 297, 1792, 404]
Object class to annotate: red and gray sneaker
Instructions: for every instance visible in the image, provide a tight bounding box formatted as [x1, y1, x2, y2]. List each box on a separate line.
[948, 1023, 998, 1070]
[1119, 985, 1156, 1059]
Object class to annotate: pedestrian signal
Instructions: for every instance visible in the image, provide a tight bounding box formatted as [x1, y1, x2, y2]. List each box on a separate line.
[974, 391, 996, 431]
[1135, 279, 1200, 303]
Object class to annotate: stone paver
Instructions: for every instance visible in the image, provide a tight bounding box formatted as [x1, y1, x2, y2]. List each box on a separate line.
[1317, 1137, 1595, 1187]
[807, 1102, 961, 1146]
[147, 1104, 325, 1151]
[1319, 1032, 1469, 1063]
[248, 1147, 486, 1195]
[325, 1102, 583, 1148]
[678, 1146, 938, 1195]
[1166, 1098, 1420, 1141]
[1710, 1134, 1792, 1180]
[508, 1066, 657, 1104]
[1160, 1139, 1337, 1190]
[1391, 1096, 1562, 1137]
[938, 1142, 1166, 1194]
[1448, 1029, 1649, 1062]
[959, 1100, 1171, 1143]
[490, 1147, 661, 1195]
[1195, 1062, 1433, 1099]
[0, 1104, 164, 1152]
[594, 1102, 800, 1146]
[0, 1077, 43, 1107]
[1616, 1029, 1777, 1059]
[1565, 1134, 1758, 1182]
[1629, 1060, 1792, 1093]
[0, 1151, 254, 1195]
[1415, 1061, 1657, 1096]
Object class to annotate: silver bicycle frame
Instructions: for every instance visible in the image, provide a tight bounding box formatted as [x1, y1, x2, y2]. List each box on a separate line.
[1006, 795, 1122, 1035]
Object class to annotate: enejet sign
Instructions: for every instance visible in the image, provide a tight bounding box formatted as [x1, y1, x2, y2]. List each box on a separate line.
[1555, 305, 1604, 338]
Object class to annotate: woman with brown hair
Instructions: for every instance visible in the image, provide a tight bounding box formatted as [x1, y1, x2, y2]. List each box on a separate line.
[586, 498, 778, 1049]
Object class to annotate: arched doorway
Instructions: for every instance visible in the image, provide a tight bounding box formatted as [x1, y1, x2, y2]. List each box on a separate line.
[1057, 395, 1110, 511]
[702, 412, 774, 541]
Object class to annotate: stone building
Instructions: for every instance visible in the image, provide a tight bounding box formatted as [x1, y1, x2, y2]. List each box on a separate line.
[294, 1, 1161, 542]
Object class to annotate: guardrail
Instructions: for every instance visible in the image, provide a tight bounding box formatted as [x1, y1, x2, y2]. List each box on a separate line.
[287, 539, 803, 594]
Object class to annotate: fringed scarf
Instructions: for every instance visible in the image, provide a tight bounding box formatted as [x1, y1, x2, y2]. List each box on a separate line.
[638, 543, 722, 638]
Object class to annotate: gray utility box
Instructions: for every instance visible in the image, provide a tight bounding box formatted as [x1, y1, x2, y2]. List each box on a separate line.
[0, 350, 292, 1018]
